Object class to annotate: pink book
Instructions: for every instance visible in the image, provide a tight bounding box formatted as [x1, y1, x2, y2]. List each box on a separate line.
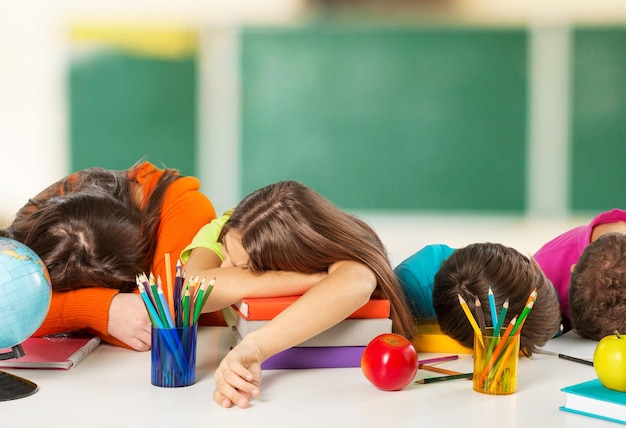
[0, 334, 101, 370]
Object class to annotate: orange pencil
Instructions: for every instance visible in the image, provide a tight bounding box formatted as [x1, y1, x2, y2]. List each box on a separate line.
[420, 365, 463, 376]
[164, 253, 174, 317]
[478, 315, 518, 382]
[488, 339, 518, 393]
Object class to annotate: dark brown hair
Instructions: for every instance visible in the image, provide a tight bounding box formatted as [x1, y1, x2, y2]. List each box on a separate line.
[570, 233, 626, 340]
[6, 193, 149, 291]
[219, 180, 415, 338]
[433, 243, 561, 355]
[1, 163, 181, 292]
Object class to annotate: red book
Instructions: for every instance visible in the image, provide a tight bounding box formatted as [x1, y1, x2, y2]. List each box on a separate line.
[0, 334, 101, 370]
[233, 296, 391, 320]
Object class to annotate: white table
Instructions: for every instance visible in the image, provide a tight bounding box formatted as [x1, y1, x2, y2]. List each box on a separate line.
[1, 327, 608, 427]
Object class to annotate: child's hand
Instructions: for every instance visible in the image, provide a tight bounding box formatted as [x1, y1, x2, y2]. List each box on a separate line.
[213, 339, 263, 408]
[108, 293, 152, 351]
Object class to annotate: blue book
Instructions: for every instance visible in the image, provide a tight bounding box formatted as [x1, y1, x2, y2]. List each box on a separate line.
[560, 378, 626, 425]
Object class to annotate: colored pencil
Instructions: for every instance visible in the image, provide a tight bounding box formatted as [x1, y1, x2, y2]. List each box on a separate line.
[138, 282, 187, 371]
[478, 315, 517, 381]
[196, 277, 215, 321]
[157, 286, 175, 329]
[510, 298, 535, 336]
[487, 286, 498, 328]
[535, 349, 594, 366]
[182, 287, 191, 327]
[493, 298, 509, 337]
[420, 365, 462, 376]
[474, 295, 487, 335]
[458, 294, 484, 347]
[173, 261, 183, 327]
[488, 339, 518, 393]
[136, 277, 156, 326]
[415, 372, 473, 384]
[164, 253, 175, 318]
[557, 353, 593, 366]
[419, 355, 459, 366]
[151, 277, 169, 326]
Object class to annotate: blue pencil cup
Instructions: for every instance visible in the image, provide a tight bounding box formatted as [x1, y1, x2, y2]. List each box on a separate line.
[151, 324, 198, 388]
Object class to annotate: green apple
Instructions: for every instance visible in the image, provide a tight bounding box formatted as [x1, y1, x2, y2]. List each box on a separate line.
[594, 331, 626, 392]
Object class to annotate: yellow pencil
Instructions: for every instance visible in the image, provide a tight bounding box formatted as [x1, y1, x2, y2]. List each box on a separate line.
[458, 294, 484, 347]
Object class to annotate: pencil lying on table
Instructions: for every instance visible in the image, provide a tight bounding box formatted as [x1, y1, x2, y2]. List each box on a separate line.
[415, 372, 473, 384]
[535, 349, 594, 366]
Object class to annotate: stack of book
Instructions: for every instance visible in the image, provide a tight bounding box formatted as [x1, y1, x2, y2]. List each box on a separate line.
[229, 296, 392, 370]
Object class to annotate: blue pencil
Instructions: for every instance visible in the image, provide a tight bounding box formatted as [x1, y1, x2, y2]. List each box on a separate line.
[157, 286, 175, 329]
[138, 283, 187, 372]
[493, 298, 509, 337]
[487, 286, 498, 328]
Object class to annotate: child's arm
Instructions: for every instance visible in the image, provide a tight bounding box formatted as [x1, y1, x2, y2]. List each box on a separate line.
[213, 260, 376, 408]
[183, 247, 327, 312]
[33, 287, 151, 350]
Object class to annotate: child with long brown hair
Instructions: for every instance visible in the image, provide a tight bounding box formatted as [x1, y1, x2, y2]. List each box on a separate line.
[182, 180, 414, 408]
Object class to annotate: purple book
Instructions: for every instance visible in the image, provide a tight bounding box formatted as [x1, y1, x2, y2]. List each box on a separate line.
[262, 346, 366, 370]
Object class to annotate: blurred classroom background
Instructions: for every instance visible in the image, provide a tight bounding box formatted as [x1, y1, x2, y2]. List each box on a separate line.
[3, 0, 626, 262]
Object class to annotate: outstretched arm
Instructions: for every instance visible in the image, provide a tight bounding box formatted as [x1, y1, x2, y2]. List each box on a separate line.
[213, 260, 376, 408]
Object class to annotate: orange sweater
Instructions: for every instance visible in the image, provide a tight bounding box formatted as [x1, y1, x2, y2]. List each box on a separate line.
[33, 162, 217, 347]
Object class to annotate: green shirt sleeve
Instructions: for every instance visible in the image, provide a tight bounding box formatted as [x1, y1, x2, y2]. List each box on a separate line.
[180, 209, 233, 263]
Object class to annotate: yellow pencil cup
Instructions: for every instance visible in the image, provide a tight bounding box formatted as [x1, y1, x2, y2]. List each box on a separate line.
[472, 328, 520, 395]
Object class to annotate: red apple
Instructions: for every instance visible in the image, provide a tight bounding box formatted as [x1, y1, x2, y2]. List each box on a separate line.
[594, 331, 626, 392]
[361, 333, 419, 391]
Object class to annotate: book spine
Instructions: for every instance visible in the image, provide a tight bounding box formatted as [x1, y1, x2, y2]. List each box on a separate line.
[67, 337, 101, 368]
[235, 318, 392, 347]
[235, 299, 391, 320]
[261, 346, 365, 370]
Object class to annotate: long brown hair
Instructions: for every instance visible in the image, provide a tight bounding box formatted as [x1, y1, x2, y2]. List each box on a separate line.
[219, 180, 415, 338]
[433, 243, 561, 355]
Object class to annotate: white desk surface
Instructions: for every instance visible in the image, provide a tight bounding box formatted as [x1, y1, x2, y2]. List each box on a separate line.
[1, 327, 610, 428]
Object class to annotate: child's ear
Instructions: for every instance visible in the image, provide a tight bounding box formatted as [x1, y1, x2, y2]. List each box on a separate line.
[570, 264, 576, 273]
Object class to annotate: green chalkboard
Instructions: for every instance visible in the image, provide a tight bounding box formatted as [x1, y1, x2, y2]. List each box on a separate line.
[571, 27, 626, 213]
[69, 51, 197, 175]
[240, 25, 528, 212]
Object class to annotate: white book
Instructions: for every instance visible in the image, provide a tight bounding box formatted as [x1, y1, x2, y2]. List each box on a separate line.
[234, 316, 392, 347]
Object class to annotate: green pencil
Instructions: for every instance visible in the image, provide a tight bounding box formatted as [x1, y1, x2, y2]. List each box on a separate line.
[182, 287, 190, 327]
[511, 298, 535, 336]
[193, 277, 215, 324]
[415, 372, 473, 384]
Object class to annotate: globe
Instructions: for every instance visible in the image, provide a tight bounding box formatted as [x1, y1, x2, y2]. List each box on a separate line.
[0, 237, 51, 349]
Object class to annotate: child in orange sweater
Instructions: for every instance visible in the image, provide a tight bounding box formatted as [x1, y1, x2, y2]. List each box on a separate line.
[0, 161, 216, 350]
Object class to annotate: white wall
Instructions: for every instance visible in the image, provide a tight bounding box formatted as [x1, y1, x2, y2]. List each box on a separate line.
[3, 0, 626, 227]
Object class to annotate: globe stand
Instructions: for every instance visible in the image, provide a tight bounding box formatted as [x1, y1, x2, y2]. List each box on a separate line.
[0, 345, 38, 401]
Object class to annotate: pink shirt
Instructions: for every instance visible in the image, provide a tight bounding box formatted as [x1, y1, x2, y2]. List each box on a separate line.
[533, 208, 626, 321]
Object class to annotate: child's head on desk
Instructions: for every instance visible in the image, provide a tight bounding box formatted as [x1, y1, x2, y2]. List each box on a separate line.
[433, 242, 562, 356]
[570, 232, 626, 341]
